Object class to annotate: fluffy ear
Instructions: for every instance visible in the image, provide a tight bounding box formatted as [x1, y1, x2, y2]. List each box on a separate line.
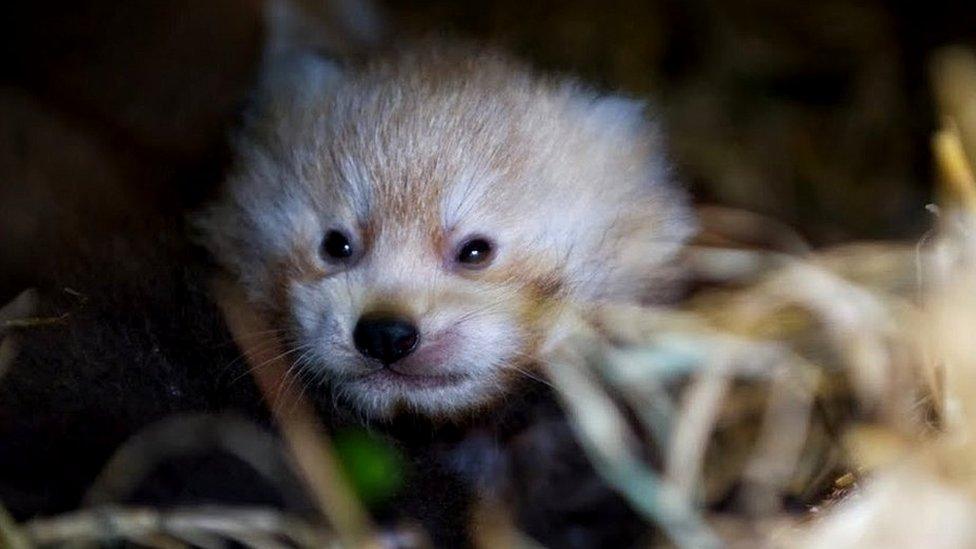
[245, 0, 375, 133]
[580, 95, 698, 303]
[249, 52, 344, 125]
[222, 51, 346, 166]
[252, 0, 386, 122]
[263, 0, 385, 61]
[609, 189, 697, 304]
[583, 95, 649, 139]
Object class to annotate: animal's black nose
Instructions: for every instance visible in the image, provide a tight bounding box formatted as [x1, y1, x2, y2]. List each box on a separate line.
[353, 315, 419, 365]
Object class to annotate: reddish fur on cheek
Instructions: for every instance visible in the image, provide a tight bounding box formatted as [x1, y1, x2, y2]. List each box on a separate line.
[496, 268, 567, 387]
[264, 244, 329, 317]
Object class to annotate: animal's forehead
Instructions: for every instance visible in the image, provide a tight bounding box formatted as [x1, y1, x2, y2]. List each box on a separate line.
[323, 101, 535, 231]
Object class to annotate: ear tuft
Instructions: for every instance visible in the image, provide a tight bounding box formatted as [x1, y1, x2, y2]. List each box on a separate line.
[586, 95, 648, 134]
[254, 53, 344, 116]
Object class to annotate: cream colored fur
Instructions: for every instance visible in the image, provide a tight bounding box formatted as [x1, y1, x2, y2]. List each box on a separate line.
[195, 44, 694, 418]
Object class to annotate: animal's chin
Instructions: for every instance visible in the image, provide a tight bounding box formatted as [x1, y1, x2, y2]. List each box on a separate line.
[335, 367, 498, 418]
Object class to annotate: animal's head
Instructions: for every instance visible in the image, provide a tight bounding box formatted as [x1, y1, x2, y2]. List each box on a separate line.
[196, 45, 694, 419]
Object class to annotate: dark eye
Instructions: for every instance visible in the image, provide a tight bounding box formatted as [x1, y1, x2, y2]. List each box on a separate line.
[456, 237, 493, 268]
[321, 230, 354, 261]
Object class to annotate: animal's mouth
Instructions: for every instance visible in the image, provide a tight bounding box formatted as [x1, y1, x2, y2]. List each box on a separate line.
[358, 368, 469, 391]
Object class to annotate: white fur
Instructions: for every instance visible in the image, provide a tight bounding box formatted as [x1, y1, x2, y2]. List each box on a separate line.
[195, 45, 695, 419]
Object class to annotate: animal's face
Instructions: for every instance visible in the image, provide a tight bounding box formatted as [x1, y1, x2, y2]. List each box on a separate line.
[197, 47, 693, 419]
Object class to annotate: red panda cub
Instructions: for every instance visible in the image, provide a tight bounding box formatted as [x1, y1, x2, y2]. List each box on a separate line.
[196, 43, 694, 421]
